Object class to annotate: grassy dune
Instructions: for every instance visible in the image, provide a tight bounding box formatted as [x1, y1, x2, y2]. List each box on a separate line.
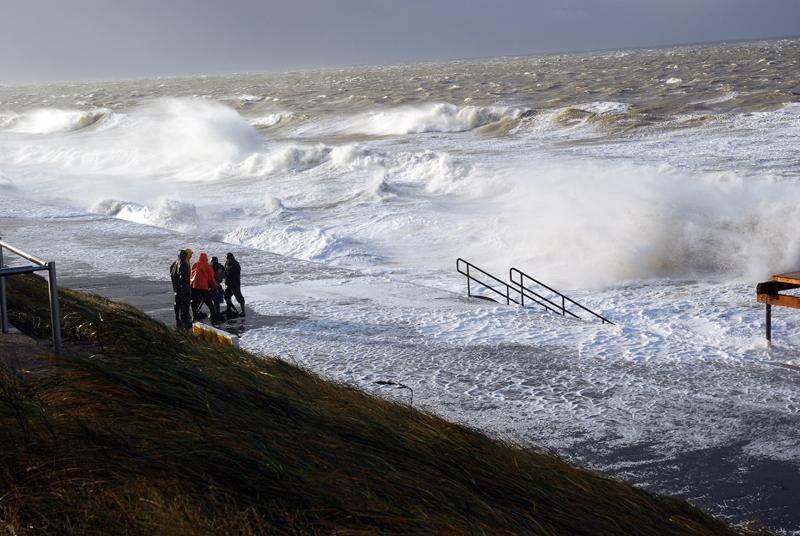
[0, 274, 769, 535]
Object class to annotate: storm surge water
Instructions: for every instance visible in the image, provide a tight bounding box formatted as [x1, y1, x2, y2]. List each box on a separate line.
[3, 38, 800, 530]
[0, 36, 799, 301]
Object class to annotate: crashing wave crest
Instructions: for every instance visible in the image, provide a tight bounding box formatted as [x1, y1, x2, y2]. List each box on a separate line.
[3, 108, 110, 134]
[316, 103, 530, 136]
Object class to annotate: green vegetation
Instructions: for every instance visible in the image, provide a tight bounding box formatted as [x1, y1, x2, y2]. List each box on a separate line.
[1, 274, 769, 535]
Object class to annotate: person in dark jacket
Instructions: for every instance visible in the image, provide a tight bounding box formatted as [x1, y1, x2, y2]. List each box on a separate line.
[169, 249, 192, 330]
[210, 256, 226, 318]
[224, 252, 245, 317]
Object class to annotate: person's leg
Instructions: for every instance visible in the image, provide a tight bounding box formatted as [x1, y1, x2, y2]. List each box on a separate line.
[234, 285, 245, 316]
[173, 293, 181, 326]
[191, 289, 202, 320]
[211, 289, 220, 317]
[224, 286, 238, 314]
[203, 291, 223, 322]
[179, 294, 191, 329]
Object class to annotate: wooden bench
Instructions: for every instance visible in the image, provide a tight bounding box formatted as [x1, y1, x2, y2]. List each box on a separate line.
[756, 271, 800, 342]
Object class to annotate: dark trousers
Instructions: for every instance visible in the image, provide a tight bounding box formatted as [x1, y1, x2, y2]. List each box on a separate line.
[192, 289, 216, 320]
[225, 284, 245, 313]
[174, 292, 191, 329]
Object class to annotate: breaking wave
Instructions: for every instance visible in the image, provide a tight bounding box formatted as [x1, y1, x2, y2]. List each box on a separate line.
[248, 111, 293, 128]
[318, 103, 530, 136]
[92, 199, 199, 233]
[1, 98, 264, 182]
[2, 108, 110, 134]
[462, 162, 800, 288]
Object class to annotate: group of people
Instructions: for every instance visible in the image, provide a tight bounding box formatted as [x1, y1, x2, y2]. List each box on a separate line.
[170, 248, 245, 330]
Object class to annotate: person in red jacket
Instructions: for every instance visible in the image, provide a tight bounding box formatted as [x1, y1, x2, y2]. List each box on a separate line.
[190, 252, 223, 323]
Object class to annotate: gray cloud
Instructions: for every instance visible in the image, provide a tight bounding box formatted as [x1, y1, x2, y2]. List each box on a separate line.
[1, 0, 798, 84]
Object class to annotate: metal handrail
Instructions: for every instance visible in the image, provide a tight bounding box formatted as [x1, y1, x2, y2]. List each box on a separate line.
[517, 283, 581, 319]
[509, 267, 614, 325]
[456, 258, 517, 305]
[0, 237, 62, 354]
[456, 258, 564, 316]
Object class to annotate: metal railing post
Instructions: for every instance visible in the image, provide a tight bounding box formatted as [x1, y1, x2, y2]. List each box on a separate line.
[765, 304, 772, 343]
[561, 296, 566, 316]
[47, 261, 62, 355]
[466, 264, 471, 297]
[0, 240, 7, 334]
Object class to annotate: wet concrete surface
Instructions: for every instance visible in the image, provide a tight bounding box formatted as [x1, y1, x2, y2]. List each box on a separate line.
[0, 327, 53, 376]
[59, 273, 306, 336]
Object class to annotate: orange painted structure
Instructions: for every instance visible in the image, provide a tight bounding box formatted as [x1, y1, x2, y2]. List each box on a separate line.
[756, 272, 800, 342]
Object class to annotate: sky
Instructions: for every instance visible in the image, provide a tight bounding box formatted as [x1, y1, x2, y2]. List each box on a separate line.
[2, 0, 799, 84]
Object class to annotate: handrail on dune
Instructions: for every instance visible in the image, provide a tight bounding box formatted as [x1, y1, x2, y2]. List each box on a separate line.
[0, 237, 62, 355]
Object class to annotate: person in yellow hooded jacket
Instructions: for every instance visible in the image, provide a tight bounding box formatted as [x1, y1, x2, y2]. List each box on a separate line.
[190, 252, 224, 323]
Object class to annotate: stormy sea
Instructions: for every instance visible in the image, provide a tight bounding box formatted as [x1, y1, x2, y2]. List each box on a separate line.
[2, 38, 799, 531]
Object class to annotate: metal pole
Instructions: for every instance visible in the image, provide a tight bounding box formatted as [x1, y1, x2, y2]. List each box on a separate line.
[47, 261, 62, 355]
[0, 240, 47, 266]
[765, 303, 772, 344]
[466, 265, 471, 297]
[0, 241, 7, 334]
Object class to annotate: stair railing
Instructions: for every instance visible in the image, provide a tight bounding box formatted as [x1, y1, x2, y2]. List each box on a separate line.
[0, 237, 63, 354]
[457, 258, 568, 316]
[456, 258, 518, 306]
[509, 267, 614, 325]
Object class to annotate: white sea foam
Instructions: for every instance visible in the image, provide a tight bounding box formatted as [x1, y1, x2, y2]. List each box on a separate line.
[0, 112, 19, 129]
[224, 223, 347, 262]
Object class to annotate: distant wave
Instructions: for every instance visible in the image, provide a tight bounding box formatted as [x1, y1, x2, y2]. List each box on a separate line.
[1, 108, 110, 134]
[0, 98, 264, 182]
[308, 103, 531, 136]
[248, 111, 294, 128]
[239, 94, 265, 103]
[92, 198, 199, 233]
[571, 102, 631, 115]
